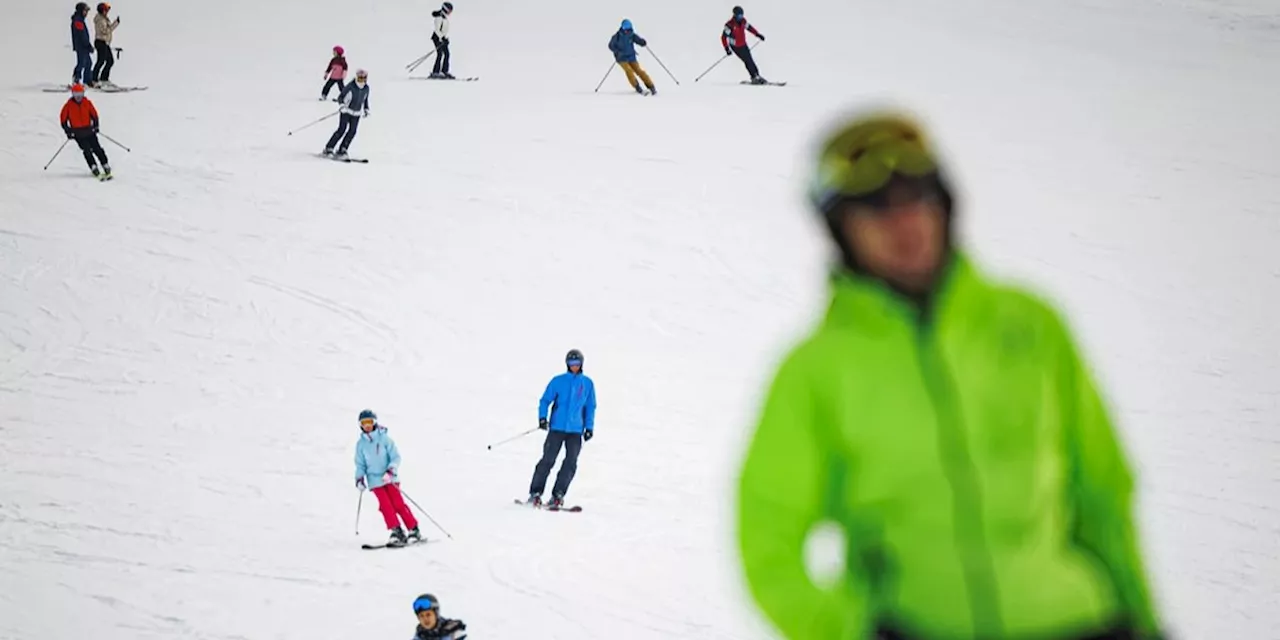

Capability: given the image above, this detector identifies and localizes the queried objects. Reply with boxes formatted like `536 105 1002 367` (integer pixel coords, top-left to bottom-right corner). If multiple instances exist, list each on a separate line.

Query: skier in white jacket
430 2 453 79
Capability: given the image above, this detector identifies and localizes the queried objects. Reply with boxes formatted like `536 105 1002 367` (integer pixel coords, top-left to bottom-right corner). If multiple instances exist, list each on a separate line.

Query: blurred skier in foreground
411 593 468 639
736 111 1164 639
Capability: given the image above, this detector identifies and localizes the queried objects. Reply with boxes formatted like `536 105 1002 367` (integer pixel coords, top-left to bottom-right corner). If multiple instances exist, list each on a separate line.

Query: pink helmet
333 45 345 55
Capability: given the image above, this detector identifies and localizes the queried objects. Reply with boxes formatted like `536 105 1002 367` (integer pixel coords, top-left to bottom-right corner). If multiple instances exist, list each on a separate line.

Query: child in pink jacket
321 45 348 101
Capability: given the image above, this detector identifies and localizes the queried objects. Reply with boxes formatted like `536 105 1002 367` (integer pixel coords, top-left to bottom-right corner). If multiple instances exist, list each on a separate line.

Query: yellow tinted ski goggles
809 113 939 213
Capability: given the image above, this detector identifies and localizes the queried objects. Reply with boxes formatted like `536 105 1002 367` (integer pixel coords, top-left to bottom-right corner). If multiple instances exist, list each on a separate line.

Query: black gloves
583 429 594 442
724 46 732 56
64 130 75 139
538 418 548 431
758 34 766 41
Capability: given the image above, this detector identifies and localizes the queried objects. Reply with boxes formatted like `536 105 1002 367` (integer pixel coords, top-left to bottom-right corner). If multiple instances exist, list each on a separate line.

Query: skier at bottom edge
411 593 468 639
355 409 422 546
324 68 370 160
524 349 597 509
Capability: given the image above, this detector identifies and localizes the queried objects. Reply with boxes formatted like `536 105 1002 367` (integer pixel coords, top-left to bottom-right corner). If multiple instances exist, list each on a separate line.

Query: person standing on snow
70 2 94 86
721 5 767 84
91 3 120 88
736 112 1164 640
608 19 656 95
410 593 468 639
321 45 347 101
354 409 422 547
429 2 454 79
524 350 597 509
59 83 111 179
323 68 370 159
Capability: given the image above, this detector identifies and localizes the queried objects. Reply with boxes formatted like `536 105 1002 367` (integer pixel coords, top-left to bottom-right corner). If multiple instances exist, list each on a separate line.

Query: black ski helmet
565 349 584 371
412 593 440 614
442 1 453 12
733 5 745 16
75 2 89 12
358 409 377 424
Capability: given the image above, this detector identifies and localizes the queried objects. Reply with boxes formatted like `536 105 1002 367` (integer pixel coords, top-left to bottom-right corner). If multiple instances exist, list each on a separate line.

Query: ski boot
90 165 101 178
100 164 113 181
750 75 768 85
548 495 566 510
646 85 657 96
322 148 334 157
429 72 446 79
525 493 543 508
334 150 349 161
634 83 645 95
388 526 408 547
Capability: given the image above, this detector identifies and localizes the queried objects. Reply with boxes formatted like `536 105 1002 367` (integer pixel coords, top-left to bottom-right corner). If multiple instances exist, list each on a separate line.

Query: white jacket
433 12 449 39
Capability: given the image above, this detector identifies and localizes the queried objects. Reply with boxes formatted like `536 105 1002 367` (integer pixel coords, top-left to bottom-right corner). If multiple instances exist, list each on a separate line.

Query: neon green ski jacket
737 255 1160 639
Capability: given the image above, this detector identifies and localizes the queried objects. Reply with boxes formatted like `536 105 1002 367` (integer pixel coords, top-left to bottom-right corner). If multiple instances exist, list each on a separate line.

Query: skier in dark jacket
608 19 656 95
411 594 468 639
324 68 370 159
721 5 768 84
70 2 94 85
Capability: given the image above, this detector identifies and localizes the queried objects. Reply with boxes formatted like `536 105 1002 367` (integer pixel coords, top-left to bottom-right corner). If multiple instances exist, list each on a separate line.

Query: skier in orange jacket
59 83 111 178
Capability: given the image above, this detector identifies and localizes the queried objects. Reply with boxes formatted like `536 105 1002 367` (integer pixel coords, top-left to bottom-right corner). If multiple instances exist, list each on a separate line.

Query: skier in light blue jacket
523 349 597 509
355 409 421 546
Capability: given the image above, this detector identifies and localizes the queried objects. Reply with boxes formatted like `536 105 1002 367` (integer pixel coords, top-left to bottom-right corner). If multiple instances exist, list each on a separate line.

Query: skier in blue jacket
354 409 421 546
524 349 597 508
608 19 656 95
71 2 94 85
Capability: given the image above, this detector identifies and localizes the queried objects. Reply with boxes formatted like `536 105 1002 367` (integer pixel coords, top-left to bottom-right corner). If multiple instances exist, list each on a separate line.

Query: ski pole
486 427 540 450
355 489 364 535
43 139 71 170
694 40 762 82
400 490 453 540
646 46 680 85
286 110 339 136
593 62 616 93
407 49 438 73
99 132 131 152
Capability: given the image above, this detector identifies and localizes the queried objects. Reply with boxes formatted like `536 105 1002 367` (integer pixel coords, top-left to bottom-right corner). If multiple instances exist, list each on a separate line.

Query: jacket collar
823 252 978 335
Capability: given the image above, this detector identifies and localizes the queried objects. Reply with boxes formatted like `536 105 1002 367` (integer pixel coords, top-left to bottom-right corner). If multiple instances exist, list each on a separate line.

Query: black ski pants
529 430 583 499
326 113 360 152
92 40 114 83
732 45 760 79
432 34 451 74
321 78 344 98
72 132 109 168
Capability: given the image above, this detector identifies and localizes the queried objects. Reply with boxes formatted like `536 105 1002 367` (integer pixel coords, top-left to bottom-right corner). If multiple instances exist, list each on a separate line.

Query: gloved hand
65 130 75 139
724 46 732 56
583 429 594 442
356 477 367 490
758 34 766 41
382 469 395 484
92 126 99 134
538 418 549 430
362 108 370 118
442 37 449 46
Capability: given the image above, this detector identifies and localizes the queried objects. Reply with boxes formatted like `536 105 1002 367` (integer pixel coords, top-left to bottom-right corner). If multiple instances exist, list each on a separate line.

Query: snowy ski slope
1 0 1278 637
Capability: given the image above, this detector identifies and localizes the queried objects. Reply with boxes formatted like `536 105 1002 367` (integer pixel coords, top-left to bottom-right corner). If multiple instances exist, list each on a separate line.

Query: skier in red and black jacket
721 5 768 84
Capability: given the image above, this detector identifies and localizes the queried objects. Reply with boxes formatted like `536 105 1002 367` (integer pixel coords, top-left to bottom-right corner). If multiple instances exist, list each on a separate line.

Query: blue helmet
620 19 633 30
358 409 377 424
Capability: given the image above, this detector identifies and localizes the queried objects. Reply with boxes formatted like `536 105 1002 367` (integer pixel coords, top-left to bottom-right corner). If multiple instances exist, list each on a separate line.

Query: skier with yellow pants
736 112 1165 640
608 19 656 96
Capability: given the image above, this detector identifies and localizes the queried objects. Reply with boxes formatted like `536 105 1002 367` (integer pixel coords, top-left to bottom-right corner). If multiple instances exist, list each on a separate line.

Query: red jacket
60 97 99 131
721 17 762 49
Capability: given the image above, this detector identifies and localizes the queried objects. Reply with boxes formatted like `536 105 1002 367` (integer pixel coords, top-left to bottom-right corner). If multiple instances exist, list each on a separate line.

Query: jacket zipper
914 323 1003 637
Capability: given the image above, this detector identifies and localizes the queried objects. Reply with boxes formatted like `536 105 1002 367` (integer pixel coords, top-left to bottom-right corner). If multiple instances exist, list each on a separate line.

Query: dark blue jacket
71 12 92 52
608 29 647 63
339 82 371 115
539 372 596 434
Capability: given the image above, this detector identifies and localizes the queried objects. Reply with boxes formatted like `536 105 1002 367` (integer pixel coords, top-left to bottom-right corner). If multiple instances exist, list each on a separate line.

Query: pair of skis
410 76 480 82
361 537 434 551
513 498 583 513
42 84 148 93
318 153 369 164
